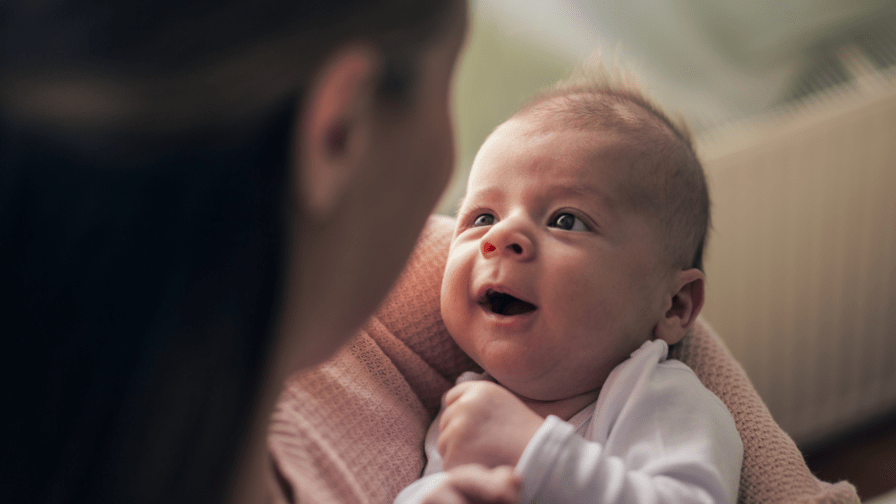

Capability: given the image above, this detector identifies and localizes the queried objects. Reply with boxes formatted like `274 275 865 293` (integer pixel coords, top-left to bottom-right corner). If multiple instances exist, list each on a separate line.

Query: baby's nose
482 230 535 261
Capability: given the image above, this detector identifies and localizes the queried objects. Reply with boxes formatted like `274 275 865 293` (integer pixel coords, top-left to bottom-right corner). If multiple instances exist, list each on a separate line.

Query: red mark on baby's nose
483 242 496 253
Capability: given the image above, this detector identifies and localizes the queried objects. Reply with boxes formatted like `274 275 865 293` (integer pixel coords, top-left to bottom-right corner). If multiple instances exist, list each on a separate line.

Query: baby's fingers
448 465 521 504
442 381 475 408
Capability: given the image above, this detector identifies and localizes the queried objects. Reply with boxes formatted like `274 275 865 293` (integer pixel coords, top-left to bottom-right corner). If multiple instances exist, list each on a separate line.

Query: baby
395 72 743 504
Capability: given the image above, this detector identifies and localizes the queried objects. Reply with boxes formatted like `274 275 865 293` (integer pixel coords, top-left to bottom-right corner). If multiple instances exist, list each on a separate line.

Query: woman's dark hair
0 0 456 502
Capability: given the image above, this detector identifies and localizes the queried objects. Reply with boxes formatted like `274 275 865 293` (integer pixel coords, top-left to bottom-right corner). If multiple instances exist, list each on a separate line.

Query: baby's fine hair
515 60 710 271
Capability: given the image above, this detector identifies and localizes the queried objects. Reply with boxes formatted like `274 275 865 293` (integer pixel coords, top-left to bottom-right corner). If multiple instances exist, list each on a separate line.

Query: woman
0 0 468 502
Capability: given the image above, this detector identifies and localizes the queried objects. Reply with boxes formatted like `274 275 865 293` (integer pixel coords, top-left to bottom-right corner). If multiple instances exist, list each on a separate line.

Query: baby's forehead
497 114 654 184
516 102 672 186
468 142 654 219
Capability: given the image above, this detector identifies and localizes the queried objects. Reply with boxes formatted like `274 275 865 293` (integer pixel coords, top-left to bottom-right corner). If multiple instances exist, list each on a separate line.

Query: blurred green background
437 0 896 215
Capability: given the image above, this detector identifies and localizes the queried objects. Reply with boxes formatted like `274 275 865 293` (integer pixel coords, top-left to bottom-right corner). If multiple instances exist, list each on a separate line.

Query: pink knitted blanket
269 214 859 504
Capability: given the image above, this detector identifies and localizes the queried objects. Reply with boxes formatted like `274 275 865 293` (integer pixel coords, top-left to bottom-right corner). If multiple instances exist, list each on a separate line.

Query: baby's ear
654 269 705 346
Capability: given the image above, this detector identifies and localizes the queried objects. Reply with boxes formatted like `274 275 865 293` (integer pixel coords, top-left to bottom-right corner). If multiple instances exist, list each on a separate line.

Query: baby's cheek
441 300 466 345
548 272 606 322
440 260 466 321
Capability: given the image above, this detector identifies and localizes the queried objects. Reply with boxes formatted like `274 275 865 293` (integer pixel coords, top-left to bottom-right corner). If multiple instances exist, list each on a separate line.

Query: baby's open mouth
478 289 537 316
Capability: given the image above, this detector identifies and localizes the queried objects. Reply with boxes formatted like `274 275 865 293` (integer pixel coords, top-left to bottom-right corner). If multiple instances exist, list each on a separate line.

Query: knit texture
268 214 859 504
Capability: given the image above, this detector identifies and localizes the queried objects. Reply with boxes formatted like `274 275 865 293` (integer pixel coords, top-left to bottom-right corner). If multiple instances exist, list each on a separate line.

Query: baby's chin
486 361 607 399
483 367 560 402
474 344 540 379
492 377 602 421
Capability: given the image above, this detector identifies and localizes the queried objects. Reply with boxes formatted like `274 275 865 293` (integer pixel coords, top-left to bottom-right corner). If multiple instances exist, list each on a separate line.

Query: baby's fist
437 381 543 470
420 465 520 504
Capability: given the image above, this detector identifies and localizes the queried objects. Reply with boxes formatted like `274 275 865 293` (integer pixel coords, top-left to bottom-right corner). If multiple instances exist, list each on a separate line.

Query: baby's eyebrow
543 183 621 222
458 186 505 210
549 182 598 197
545 183 613 205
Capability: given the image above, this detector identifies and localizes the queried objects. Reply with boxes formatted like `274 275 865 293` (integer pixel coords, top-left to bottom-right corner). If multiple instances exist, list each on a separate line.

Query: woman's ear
654 268 705 346
297 45 380 218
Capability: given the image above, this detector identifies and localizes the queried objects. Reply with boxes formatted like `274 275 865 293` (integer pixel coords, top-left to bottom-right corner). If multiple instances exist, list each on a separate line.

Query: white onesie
394 339 743 504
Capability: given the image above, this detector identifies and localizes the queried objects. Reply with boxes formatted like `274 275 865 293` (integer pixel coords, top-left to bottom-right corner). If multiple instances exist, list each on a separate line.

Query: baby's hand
437 381 543 470
420 464 520 504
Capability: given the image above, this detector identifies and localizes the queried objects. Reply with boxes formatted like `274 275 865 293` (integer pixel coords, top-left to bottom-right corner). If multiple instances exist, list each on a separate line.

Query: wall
698 76 896 447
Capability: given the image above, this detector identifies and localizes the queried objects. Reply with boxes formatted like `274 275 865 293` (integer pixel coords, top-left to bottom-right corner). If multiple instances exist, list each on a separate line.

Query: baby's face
441 115 673 403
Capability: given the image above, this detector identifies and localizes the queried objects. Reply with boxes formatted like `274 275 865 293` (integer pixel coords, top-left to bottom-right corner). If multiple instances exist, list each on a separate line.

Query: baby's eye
549 212 588 232
472 213 495 227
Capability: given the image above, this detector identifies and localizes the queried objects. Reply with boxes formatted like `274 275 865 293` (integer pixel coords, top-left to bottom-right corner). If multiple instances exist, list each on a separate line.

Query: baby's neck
516 389 601 422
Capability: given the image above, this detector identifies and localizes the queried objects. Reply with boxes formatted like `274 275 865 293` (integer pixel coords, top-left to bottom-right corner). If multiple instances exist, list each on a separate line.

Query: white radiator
697 71 896 448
